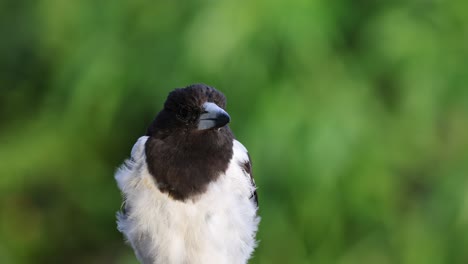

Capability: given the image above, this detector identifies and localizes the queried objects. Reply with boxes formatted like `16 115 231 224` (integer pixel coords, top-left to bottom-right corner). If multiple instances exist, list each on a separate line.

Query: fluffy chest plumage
116 137 259 264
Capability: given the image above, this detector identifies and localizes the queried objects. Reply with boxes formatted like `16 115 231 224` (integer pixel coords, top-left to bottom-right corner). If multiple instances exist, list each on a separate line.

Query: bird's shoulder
115 136 149 191
232 140 258 206
131 136 149 161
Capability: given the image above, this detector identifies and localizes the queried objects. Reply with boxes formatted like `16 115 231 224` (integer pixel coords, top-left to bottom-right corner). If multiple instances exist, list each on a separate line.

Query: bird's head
147 84 231 137
144 84 235 200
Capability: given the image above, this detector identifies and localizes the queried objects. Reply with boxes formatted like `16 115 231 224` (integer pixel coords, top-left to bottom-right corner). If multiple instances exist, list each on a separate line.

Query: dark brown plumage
145 84 234 201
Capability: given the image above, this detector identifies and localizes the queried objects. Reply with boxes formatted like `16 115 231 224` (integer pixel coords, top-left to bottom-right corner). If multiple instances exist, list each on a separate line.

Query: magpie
115 84 259 264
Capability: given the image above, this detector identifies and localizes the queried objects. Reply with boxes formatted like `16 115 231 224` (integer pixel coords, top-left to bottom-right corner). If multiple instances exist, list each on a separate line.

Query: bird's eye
176 106 191 121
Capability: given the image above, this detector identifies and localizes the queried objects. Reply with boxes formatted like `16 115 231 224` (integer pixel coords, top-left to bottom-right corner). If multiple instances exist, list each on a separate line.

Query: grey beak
197 102 231 130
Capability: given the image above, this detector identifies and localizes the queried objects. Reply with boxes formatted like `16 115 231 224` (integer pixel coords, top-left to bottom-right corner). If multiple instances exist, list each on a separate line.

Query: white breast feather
115 136 259 264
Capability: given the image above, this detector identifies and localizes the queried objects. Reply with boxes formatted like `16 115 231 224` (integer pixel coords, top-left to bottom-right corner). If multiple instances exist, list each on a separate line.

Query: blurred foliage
1 0 468 263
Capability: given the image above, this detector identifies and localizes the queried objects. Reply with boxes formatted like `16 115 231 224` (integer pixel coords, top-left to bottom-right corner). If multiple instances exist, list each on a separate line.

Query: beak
197 102 231 130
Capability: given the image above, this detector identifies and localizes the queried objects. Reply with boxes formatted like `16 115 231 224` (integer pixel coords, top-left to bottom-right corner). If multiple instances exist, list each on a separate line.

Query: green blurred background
1 0 468 263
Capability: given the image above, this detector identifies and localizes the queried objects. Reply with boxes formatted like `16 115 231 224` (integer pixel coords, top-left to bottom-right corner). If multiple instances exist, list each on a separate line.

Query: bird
115 84 259 264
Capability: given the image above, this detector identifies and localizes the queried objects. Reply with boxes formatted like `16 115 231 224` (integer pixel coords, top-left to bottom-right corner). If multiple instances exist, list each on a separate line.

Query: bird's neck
145 127 234 201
